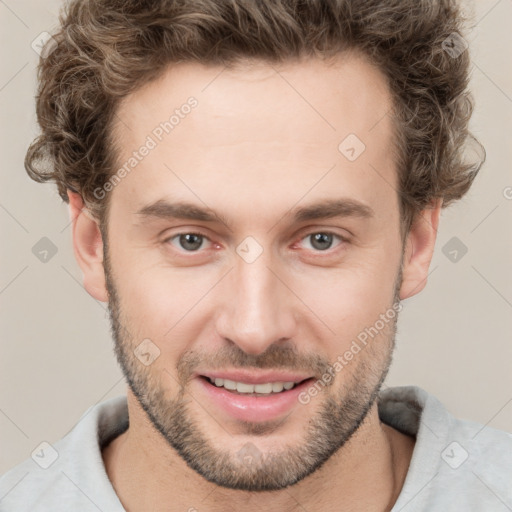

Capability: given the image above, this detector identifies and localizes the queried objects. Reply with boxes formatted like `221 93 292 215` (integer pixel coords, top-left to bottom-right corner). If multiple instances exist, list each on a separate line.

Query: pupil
180 234 202 251
311 233 332 250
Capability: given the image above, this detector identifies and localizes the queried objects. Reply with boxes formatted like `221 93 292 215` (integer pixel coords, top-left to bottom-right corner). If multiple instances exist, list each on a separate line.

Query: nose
215 248 297 355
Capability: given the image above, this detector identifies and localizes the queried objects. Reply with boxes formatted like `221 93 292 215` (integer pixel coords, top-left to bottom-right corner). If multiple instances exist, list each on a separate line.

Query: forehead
110 53 397 221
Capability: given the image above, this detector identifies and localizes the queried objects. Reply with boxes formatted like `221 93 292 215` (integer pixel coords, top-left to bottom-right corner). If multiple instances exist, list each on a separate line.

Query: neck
102 391 415 512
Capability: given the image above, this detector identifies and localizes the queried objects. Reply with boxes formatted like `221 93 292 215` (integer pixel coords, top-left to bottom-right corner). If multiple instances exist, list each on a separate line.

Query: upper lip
196 370 313 385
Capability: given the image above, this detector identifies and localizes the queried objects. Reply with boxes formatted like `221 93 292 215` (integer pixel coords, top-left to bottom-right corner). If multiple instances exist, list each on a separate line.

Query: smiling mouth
199 375 313 396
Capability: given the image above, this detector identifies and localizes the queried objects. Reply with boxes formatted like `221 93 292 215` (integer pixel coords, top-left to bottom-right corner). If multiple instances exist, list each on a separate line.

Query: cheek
112 255 220 347
292 255 400 343
297 270 399 384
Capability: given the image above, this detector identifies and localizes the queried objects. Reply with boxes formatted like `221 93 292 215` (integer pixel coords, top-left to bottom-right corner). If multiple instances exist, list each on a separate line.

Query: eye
298 232 346 252
165 232 212 252
163 230 346 255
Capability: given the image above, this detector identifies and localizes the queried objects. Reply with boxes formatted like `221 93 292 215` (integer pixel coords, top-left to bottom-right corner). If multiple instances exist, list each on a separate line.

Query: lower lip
196 376 315 423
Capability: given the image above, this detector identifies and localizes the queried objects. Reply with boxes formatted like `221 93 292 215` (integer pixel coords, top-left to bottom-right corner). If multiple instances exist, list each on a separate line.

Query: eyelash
163 230 348 255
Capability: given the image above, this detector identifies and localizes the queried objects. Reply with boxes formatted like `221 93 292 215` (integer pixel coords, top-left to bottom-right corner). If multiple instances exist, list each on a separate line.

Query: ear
399 199 442 300
67 190 108 303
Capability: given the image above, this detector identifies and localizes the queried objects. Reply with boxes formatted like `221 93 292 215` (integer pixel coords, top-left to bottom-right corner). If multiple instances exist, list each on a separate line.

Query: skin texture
69 52 441 511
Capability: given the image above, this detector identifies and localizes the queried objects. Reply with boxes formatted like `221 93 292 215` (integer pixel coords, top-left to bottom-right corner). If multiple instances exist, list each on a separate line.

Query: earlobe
399 199 442 300
67 190 108 303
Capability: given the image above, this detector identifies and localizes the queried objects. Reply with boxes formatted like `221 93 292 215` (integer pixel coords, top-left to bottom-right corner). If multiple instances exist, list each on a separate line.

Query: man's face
103 53 405 491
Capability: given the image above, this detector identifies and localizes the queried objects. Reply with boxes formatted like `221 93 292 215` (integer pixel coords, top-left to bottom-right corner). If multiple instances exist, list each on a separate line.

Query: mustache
176 342 331 385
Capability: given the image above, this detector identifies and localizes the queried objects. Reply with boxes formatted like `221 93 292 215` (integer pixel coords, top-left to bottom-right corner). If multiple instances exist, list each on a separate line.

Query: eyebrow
134 198 374 229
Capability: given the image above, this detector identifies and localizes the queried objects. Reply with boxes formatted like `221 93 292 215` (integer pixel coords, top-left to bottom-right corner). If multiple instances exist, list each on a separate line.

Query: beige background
1 0 511 474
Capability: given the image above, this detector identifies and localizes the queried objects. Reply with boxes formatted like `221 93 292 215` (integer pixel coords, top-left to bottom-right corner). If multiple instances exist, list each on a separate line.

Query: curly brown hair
25 0 484 235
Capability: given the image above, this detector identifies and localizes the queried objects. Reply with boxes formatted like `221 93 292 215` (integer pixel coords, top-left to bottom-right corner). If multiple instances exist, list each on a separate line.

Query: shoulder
440 416 512 498
382 386 512 511
0 396 127 512
414 418 512 511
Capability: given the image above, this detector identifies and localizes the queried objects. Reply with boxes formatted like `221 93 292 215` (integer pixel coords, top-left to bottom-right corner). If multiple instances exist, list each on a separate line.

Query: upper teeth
209 378 297 394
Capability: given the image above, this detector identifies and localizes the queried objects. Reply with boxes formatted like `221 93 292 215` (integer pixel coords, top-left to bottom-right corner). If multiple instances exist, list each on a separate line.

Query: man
1 0 511 510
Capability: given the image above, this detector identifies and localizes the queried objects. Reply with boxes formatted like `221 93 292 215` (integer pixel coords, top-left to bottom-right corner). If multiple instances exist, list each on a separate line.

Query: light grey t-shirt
1 385 511 511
